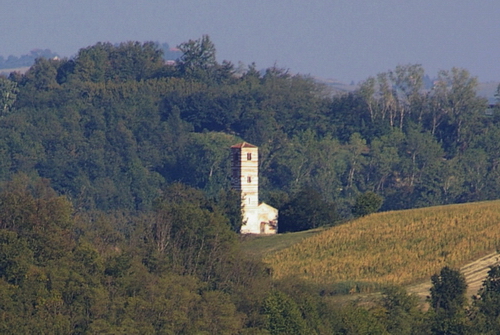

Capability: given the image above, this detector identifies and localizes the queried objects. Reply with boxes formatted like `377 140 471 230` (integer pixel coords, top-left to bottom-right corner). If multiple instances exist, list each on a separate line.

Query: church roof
231 142 257 148
258 202 278 212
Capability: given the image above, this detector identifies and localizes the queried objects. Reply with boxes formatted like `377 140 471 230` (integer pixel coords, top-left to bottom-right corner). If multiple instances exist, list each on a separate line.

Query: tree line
0 35 499 332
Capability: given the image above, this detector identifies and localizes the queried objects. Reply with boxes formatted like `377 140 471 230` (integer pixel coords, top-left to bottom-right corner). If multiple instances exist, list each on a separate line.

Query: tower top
231 142 257 149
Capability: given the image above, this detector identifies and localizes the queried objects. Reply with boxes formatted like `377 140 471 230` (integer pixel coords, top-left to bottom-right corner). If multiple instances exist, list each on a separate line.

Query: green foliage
261 290 307 335
0 76 18 116
71 41 165 83
178 35 217 73
1 36 500 333
0 176 269 334
0 175 74 263
278 187 338 233
0 36 495 215
215 189 244 232
429 266 469 334
336 303 388 335
177 35 235 85
145 183 239 283
380 286 426 334
470 265 500 333
430 267 468 313
352 191 384 217
0 230 33 285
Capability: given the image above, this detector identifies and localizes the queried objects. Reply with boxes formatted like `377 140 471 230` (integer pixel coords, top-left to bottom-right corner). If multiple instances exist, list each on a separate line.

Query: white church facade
231 142 278 234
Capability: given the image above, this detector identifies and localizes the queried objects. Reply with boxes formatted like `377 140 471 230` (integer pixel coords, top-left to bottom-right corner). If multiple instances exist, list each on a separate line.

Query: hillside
3 38 500 333
408 251 499 300
1 40 500 219
239 227 326 258
241 200 500 294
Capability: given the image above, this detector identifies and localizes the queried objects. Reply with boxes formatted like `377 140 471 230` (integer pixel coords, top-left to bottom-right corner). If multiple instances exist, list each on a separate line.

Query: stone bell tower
231 142 277 234
231 142 259 234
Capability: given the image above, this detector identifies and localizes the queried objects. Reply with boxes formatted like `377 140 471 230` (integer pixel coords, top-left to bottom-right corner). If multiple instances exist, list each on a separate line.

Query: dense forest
1 35 500 333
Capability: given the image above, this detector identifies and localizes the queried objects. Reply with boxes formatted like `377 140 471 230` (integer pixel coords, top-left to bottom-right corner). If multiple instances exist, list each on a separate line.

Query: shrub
351 191 383 217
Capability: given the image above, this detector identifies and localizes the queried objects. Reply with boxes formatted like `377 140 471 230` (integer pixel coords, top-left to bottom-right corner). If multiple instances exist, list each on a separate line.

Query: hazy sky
2 0 500 83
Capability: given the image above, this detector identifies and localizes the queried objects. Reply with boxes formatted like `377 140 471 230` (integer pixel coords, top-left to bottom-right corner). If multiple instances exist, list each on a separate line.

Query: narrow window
247 152 252 160
247 176 252 183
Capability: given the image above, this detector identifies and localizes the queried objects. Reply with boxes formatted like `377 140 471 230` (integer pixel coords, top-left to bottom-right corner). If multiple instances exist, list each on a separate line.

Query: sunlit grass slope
240 228 325 258
263 200 500 286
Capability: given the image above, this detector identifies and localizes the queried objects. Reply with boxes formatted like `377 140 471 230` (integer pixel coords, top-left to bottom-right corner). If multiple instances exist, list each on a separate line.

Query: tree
177 35 217 79
0 230 33 285
351 191 383 217
470 265 500 333
261 290 307 335
0 76 18 116
389 64 425 129
336 303 388 335
431 68 487 156
380 286 425 334
457 148 488 202
215 189 243 233
365 130 403 193
0 176 74 263
70 41 165 83
147 183 238 282
354 65 424 131
343 133 368 193
159 131 239 201
110 41 164 81
278 187 338 233
428 266 468 334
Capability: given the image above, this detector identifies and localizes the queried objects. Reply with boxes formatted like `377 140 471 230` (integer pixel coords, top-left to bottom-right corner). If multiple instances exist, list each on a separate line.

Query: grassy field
239 227 326 258
243 200 500 291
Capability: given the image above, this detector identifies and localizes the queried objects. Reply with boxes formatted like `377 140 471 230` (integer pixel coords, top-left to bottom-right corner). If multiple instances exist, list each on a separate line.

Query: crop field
260 200 500 288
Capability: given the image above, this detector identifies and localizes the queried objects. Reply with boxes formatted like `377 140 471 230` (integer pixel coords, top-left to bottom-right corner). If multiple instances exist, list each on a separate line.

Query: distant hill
315 76 499 103
0 49 59 70
0 66 30 76
313 76 358 95
477 81 499 104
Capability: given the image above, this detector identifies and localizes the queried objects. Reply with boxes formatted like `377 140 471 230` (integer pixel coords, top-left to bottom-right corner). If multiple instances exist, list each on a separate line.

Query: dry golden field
263 200 500 287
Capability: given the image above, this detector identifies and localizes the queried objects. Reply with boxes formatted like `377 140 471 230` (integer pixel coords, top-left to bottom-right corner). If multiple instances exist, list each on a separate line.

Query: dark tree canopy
278 187 338 233
178 35 217 73
429 266 468 334
471 265 500 333
352 191 383 217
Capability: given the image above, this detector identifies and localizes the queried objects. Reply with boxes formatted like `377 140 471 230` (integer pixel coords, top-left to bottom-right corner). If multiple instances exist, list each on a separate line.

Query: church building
231 142 278 234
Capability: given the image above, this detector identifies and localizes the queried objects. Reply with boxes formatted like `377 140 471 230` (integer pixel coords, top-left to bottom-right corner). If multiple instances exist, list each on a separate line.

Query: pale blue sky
2 0 500 83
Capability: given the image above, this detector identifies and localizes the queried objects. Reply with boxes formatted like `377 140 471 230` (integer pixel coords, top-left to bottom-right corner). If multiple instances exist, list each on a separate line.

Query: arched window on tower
247 176 252 183
247 152 252 160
